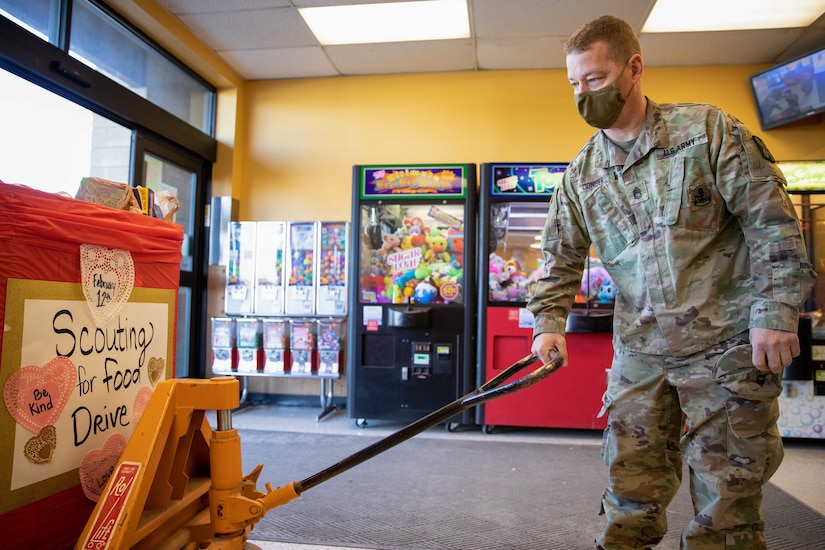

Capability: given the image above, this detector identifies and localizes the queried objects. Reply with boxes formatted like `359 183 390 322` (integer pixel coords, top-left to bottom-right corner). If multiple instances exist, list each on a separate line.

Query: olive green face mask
573 65 634 129
574 83 628 129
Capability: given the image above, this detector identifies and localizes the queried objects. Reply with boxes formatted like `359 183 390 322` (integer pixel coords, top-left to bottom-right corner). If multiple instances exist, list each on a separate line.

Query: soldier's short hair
565 15 642 64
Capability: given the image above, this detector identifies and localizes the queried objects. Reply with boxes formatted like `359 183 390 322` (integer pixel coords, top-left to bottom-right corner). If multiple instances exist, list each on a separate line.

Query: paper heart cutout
24 425 57 465
132 386 153 425
147 357 165 387
4 356 76 434
79 433 127 502
80 244 135 328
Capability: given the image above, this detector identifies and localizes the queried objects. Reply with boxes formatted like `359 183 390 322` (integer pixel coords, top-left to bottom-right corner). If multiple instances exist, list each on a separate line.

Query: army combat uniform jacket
528 99 815 357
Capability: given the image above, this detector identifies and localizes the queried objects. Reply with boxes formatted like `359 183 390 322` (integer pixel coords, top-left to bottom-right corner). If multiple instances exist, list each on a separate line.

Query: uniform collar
593 98 665 172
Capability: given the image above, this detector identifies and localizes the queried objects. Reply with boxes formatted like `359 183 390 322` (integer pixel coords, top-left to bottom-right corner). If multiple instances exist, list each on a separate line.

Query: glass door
132 133 210 377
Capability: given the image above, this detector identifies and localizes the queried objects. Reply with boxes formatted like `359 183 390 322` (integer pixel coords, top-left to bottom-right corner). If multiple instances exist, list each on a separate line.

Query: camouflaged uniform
528 100 815 549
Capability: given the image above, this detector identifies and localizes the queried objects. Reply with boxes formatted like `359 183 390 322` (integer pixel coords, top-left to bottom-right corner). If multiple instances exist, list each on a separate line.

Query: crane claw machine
347 164 476 427
476 162 613 432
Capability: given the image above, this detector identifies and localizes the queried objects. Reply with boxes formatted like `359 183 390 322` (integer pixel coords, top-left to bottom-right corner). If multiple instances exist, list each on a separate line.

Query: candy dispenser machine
255 221 286 315
225 222 256 314
317 318 345 375
262 318 291 374
476 162 613 431
290 318 316 375
316 222 350 316
211 317 237 373
285 222 317 315
236 317 264 373
347 164 477 426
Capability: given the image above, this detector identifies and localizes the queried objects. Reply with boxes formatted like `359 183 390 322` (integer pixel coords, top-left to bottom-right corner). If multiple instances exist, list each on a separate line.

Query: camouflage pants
596 333 784 549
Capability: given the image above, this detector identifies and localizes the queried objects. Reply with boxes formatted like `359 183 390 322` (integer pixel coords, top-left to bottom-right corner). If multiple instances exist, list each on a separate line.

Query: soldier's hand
532 332 569 367
749 327 800 375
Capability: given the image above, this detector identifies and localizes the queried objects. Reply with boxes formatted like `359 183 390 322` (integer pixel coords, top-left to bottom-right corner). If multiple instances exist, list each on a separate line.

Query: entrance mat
241 430 825 549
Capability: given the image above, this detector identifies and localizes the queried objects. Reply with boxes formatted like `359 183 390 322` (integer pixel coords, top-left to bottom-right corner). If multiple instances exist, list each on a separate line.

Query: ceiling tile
641 29 806 66
477 37 567 70
473 0 654 38
326 39 477 75
176 7 316 50
218 47 339 80
156 0 291 15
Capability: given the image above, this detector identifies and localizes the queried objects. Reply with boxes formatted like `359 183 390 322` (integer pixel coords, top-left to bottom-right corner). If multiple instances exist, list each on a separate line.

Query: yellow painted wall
240 65 825 221
239 65 825 399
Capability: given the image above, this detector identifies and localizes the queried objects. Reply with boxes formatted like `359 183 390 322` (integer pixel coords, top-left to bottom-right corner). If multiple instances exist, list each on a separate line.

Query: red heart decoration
79 433 127 502
3 356 76 434
132 386 153 425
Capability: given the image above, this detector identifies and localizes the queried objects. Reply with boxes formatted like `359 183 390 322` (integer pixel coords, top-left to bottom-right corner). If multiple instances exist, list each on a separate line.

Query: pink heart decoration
132 386 153 425
3 356 76 434
79 433 127 502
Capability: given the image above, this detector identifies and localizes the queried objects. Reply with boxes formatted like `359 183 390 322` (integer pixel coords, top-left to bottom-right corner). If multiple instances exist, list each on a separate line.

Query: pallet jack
76 353 561 550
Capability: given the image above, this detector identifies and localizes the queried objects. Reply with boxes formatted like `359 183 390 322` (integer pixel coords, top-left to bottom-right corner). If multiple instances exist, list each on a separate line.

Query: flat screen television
750 47 825 130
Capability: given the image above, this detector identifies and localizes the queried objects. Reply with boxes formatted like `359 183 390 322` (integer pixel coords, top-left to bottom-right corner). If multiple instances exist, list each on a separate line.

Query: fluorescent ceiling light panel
643 0 825 32
299 0 470 46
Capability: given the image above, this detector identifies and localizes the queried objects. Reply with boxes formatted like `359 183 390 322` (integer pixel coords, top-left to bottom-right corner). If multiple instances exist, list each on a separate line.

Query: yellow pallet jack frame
76 353 561 550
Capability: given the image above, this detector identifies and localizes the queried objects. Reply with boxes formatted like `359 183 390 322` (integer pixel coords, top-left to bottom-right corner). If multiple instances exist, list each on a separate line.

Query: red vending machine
347 164 476 427
476 162 613 432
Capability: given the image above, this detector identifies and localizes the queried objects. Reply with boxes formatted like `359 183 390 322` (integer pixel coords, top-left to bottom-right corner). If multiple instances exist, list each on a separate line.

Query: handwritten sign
0 279 174 513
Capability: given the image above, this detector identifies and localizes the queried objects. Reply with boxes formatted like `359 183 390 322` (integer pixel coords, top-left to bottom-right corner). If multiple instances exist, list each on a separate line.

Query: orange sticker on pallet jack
80 461 140 549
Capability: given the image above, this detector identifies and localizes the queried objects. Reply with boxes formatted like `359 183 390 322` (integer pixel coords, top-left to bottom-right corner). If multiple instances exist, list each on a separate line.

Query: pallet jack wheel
483 424 495 434
446 422 460 432
356 418 368 428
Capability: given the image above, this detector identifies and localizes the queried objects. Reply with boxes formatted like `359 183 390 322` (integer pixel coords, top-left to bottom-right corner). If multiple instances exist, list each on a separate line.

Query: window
0 67 131 195
0 0 215 134
70 0 214 134
0 0 54 42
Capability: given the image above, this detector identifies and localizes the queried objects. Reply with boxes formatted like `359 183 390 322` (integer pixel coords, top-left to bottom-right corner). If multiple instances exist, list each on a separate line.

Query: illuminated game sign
359 165 468 199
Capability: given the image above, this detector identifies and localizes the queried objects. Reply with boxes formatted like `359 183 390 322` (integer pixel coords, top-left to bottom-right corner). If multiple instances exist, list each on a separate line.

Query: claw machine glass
347 164 477 426
476 162 613 432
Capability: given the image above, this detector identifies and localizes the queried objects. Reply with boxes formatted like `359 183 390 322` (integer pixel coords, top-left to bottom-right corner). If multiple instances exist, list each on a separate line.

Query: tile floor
220 404 825 550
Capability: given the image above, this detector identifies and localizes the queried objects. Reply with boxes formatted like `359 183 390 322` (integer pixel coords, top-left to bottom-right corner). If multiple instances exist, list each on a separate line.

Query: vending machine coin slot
412 342 432 377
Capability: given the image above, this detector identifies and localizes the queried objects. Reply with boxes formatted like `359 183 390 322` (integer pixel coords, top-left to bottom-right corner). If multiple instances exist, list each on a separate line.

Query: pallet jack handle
76 354 560 549
296 352 562 494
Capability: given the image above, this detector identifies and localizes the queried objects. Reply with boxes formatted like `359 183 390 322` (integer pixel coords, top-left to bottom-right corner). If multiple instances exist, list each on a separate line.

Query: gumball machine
316 222 350 315
317 318 344 375
262 318 290 373
211 317 237 373
290 318 316 374
285 222 316 314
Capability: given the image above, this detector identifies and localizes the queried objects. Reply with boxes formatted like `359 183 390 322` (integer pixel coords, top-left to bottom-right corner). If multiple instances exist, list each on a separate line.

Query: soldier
527 15 815 550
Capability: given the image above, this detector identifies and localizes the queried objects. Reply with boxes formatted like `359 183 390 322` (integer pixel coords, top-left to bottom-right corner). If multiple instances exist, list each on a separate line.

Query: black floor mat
241 430 825 549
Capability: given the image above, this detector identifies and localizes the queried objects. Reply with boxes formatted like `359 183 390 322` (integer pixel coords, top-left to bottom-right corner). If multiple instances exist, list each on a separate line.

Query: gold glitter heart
147 357 164 386
24 425 57 465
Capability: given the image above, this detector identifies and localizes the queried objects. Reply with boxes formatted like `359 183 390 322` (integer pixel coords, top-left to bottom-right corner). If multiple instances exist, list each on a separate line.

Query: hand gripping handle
298 352 563 493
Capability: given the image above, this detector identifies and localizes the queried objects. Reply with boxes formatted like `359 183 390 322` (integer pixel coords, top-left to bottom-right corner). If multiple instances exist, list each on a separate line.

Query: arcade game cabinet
476 162 613 431
347 164 477 427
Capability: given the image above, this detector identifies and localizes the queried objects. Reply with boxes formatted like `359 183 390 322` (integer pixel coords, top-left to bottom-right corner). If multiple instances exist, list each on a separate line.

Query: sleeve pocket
769 240 801 304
